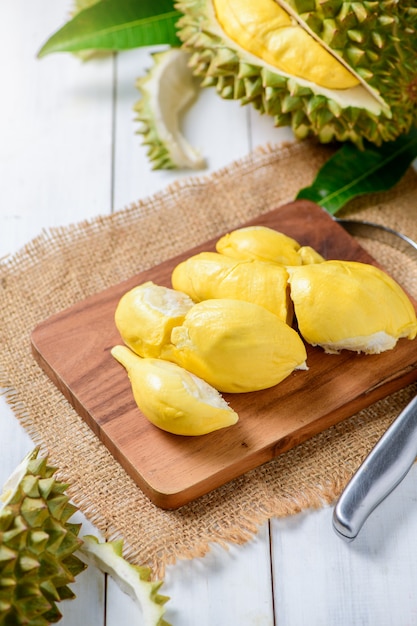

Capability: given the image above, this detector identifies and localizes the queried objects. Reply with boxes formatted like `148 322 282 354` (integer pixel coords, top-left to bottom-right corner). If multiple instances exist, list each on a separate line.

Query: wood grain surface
31 200 417 509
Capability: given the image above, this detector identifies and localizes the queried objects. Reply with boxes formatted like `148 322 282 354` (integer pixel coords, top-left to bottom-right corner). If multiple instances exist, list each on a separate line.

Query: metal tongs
332 218 417 541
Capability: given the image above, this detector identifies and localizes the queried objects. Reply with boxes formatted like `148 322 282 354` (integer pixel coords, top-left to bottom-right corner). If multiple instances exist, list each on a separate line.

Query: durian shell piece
0 449 86 626
80 535 171 626
134 48 206 170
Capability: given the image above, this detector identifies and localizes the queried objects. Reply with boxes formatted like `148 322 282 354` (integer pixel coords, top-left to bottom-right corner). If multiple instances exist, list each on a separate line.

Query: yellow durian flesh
216 225 302 265
213 0 359 90
171 251 293 323
298 246 325 265
114 281 194 358
161 298 307 393
111 345 238 436
288 260 417 354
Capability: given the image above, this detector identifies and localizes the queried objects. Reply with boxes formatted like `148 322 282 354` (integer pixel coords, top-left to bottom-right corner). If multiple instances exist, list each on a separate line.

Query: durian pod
161 298 308 392
215 226 301 265
287 260 417 354
111 345 239 436
114 281 195 358
171 251 293 323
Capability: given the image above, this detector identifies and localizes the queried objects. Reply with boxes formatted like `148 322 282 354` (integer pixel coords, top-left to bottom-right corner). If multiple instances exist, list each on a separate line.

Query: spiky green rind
134 59 179 170
285 1 417 123
0 449 86 626
80 536 171 626
175 0 417 147
134 48 206 170
135 52 185 170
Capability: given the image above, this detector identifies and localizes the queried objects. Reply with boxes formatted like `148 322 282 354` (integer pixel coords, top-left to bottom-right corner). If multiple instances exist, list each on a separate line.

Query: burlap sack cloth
1 140 417 577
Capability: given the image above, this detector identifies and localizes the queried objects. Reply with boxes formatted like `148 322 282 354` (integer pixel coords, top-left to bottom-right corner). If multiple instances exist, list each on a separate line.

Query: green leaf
296 128 417 215
38 0 181 57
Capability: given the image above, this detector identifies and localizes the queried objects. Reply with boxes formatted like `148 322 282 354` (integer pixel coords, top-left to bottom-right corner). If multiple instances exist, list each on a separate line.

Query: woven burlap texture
1 139 417 577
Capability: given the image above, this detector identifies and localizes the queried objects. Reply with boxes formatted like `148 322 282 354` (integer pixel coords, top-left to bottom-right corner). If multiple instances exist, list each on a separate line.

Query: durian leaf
296 128 417 215
38 0 180 57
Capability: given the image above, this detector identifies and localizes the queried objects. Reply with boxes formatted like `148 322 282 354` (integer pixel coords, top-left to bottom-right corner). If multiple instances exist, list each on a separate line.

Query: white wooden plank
271 464 417 625
0 2 114 258
105 521 274 626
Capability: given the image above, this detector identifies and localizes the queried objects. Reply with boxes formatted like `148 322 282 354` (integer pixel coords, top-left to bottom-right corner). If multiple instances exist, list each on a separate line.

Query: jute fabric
1 139 417 576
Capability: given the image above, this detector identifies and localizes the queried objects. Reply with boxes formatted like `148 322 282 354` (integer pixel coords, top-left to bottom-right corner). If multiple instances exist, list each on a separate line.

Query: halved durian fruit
287 260 417 354
176 0 417 146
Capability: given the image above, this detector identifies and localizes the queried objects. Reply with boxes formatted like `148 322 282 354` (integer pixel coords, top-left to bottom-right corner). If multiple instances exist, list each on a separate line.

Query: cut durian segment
176 0 417 146
161 298 307 392
287 260 417 354
298 245 325 265
0 449 86 626
115 281 195 358
79 536 171 626
214 0 359 89
171 251 293 323
215 225 324 266
111 345 238 435
134 48 206 170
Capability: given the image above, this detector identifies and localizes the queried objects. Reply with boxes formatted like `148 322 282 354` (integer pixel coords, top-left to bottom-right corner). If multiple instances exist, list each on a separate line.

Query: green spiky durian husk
0 449 86 626
175 0 417 147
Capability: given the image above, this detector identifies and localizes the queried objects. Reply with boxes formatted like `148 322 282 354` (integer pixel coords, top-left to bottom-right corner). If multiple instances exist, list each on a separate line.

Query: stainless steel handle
335 218 417 262
333 394 417 541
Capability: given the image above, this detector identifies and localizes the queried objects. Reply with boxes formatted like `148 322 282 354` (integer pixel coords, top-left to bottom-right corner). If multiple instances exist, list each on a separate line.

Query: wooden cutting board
31 200 417 509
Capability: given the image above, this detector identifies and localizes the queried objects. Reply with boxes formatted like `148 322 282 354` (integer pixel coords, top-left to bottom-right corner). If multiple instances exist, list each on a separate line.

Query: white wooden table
2 3 417 624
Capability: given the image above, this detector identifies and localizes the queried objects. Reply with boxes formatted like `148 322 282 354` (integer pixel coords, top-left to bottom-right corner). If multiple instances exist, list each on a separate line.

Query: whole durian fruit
0 448 86 625
175 0 417 147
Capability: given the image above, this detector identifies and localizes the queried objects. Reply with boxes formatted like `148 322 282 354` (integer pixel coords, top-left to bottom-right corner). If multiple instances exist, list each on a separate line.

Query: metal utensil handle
333 394 417 541
335 218 417 262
